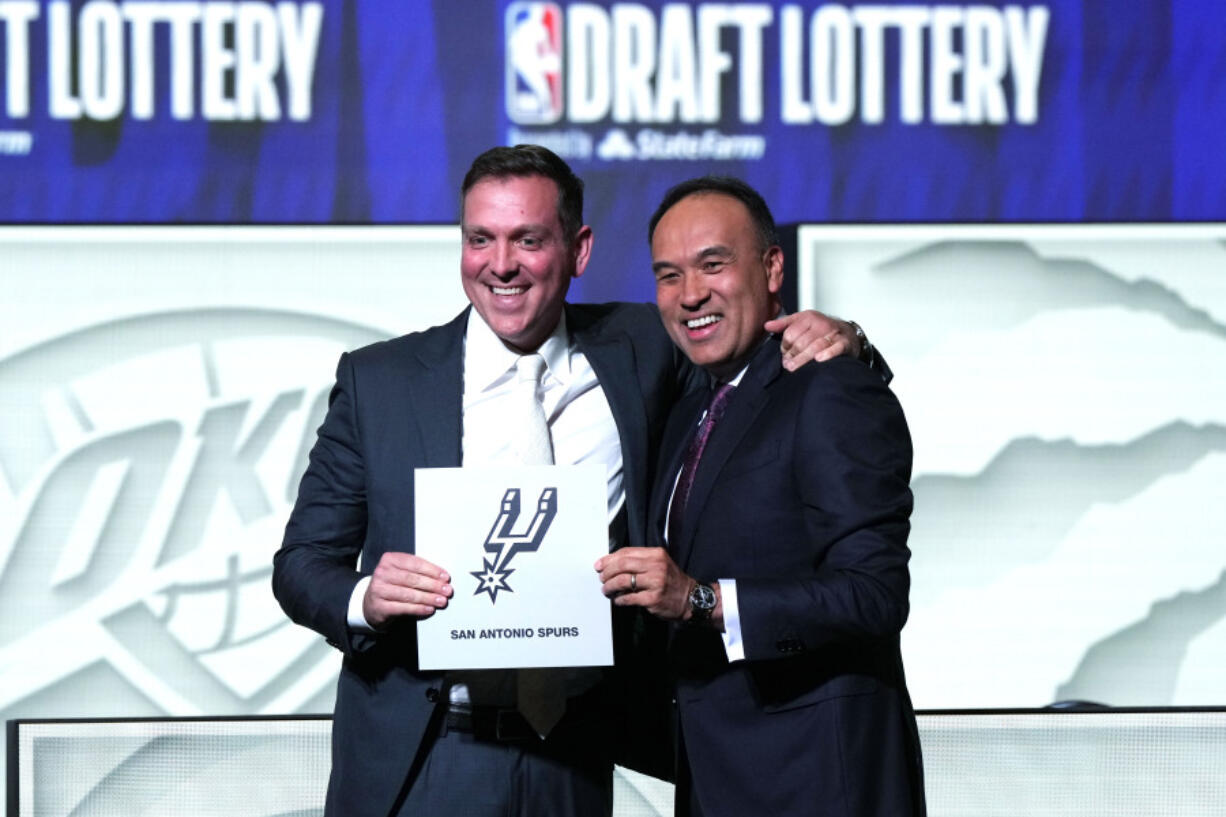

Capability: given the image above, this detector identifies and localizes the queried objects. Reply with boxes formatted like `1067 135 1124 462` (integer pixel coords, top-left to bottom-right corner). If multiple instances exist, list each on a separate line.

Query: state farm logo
0 309 383 716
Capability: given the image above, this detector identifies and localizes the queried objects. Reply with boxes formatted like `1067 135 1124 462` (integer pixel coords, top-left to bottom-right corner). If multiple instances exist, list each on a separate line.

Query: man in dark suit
272 147 869 817
598 176 925 817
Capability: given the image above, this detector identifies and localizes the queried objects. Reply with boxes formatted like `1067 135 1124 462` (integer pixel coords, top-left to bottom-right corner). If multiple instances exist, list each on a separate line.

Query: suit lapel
673 338 784 570
652 387 706 553
409 309 467 468
567 305 649 547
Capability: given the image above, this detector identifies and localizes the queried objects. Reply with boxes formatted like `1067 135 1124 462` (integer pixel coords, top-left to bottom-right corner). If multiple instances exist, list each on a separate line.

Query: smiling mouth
491 285 527 296
685 314 722 330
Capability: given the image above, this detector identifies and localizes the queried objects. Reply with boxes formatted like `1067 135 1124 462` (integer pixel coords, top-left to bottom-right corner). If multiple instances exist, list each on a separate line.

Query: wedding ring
630 573 638 592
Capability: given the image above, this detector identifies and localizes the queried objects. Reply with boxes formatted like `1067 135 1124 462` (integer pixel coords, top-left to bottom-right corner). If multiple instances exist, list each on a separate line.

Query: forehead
461 174 561 229
652 192 757 252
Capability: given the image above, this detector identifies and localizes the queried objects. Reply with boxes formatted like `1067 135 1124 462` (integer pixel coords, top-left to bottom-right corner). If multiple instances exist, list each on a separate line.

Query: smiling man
273 148 870 817
597 176 926 817
650 190 783 381
460 170 588 353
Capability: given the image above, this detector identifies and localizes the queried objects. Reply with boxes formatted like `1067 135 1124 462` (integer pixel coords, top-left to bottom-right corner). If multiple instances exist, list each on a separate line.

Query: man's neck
704 331 771 383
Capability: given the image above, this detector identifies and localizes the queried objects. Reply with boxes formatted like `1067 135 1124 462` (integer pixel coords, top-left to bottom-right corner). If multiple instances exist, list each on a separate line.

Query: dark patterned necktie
668 383 736 547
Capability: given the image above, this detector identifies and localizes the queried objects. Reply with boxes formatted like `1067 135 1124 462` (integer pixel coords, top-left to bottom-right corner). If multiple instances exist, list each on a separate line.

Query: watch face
691 583 716 611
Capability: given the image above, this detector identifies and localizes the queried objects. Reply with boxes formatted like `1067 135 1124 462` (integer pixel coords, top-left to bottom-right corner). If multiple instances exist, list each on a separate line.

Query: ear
572 225 594 279
764 245 784 294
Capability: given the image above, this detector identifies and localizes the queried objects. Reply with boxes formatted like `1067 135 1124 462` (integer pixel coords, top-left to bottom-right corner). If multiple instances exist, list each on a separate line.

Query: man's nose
680 272 709 306
492 241 516 276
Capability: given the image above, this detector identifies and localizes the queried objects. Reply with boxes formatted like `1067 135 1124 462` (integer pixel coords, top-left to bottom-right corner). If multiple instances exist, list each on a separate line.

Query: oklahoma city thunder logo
0 308 384 719
471 487 557 602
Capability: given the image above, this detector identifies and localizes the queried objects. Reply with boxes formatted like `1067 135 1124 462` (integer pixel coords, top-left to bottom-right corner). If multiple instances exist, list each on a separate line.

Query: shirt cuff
717 578 745 662
348 576 375 631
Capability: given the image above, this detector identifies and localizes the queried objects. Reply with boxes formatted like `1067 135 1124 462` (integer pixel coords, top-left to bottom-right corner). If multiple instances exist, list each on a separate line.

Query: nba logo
506 2 564 124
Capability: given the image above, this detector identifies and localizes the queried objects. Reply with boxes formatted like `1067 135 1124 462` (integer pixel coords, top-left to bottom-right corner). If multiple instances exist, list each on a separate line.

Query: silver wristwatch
688 581 717 623
847 321 876 368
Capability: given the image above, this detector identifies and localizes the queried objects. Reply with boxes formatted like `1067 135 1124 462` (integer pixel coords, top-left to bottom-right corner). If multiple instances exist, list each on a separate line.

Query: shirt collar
465 307 572 391
723 364 750 388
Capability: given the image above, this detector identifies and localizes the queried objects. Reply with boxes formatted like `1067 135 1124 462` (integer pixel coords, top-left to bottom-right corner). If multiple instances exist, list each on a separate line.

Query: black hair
647 175 779 250
461 144 584 240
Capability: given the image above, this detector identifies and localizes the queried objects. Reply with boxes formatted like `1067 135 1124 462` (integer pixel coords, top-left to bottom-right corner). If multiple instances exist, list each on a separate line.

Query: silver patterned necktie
512 353 567 737
513 354 554 465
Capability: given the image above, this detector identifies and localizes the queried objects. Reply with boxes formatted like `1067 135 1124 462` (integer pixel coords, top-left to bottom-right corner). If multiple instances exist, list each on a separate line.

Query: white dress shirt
347 310 624 637
460 309 623 513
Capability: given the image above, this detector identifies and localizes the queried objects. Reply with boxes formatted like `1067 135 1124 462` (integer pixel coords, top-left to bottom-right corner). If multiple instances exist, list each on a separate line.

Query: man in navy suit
272 147 870 817
598 176 926 817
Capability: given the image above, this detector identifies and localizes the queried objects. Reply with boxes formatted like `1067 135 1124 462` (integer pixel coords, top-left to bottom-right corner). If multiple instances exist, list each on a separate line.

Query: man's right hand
362 552 453 628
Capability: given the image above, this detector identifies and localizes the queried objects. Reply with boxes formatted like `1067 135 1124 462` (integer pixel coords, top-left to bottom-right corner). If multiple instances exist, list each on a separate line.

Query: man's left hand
767 311 860 371
596 547 693 621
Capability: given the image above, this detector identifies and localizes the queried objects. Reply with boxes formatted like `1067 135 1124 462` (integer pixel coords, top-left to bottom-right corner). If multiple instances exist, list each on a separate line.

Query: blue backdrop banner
1 1 1224 299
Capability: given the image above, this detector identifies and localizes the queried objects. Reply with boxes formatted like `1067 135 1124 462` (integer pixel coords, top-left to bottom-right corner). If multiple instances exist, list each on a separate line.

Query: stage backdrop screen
3 0 1226 805
1 1 1224 303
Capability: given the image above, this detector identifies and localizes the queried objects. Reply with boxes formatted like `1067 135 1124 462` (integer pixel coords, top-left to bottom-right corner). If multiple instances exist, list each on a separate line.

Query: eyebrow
462 222 554 236
696 244 734 260
652 243 734 271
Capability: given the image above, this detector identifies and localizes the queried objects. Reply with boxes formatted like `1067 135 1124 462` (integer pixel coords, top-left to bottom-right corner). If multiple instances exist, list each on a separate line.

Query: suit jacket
651 336 926 817
273 303 698 817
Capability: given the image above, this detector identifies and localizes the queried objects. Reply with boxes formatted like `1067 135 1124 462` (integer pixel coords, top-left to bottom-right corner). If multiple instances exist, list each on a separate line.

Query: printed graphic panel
14 711 1226 816
0 225 467 792
415 465 613 670
796 224 1226 709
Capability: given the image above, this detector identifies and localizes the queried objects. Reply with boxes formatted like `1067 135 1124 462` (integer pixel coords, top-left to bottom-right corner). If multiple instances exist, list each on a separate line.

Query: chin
690 352 723 372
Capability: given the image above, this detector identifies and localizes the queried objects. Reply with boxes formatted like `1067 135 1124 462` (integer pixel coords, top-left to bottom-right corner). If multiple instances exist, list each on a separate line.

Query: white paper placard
414 465 613 670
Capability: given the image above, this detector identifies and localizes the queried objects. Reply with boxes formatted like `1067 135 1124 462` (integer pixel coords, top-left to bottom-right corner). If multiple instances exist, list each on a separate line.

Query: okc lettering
0 0 323 121
510 2 1051 127
0 386 326 646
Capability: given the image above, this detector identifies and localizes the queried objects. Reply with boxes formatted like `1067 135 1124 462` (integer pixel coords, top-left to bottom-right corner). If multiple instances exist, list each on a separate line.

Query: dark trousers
394 706 613 817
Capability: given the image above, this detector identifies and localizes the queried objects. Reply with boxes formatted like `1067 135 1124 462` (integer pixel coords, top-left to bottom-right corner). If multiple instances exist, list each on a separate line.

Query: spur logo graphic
472 487 557 602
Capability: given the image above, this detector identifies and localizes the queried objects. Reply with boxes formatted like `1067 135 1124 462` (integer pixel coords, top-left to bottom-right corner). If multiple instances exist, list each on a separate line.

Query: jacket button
425 687 440 703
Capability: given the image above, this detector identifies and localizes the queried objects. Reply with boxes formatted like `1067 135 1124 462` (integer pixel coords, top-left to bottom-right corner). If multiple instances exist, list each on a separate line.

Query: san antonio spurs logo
471 487 557 602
